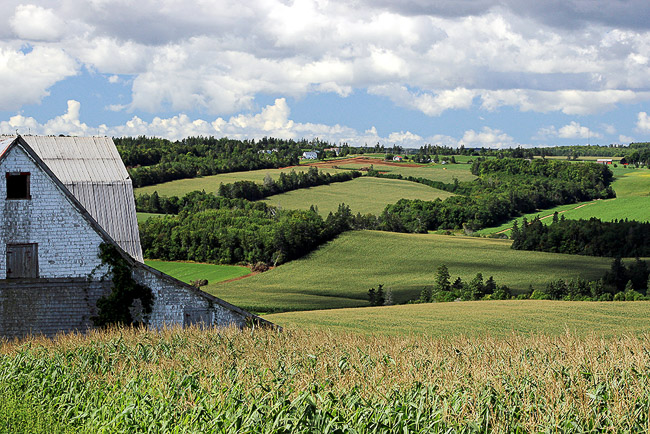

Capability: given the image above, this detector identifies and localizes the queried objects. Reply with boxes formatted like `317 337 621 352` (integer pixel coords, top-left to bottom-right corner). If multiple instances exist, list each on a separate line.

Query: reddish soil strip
303 157 425 169
494 201 598 235
218 273 256 284
218 266 276 284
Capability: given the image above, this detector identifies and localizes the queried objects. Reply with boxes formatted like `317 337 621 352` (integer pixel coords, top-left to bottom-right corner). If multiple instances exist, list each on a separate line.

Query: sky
1 1 650 148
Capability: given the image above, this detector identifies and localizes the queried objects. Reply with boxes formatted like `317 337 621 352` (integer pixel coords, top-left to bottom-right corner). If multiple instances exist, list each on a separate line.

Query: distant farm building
393 155 403 161
0 136 269 338
597 159 613 164
302 151 318 159
324 147 341 156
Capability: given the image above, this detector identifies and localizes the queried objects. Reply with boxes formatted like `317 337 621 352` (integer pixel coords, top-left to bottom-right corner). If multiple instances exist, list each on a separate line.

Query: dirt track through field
495 201 598 235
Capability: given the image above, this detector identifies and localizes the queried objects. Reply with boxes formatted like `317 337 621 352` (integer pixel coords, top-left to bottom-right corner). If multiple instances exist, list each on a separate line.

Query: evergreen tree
434 264 451 294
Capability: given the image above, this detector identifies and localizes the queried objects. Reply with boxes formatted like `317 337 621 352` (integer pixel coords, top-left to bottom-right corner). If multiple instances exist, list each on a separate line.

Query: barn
0 135 271 338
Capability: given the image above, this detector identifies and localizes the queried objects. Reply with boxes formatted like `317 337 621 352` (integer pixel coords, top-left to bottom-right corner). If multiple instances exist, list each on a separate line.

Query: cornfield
1 326 650 432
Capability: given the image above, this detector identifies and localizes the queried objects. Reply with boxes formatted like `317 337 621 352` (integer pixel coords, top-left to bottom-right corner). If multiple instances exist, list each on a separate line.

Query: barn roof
1 135 143 261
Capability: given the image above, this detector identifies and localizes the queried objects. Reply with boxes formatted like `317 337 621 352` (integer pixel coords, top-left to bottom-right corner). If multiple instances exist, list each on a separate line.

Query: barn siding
0 146 108 279
0 138 269 339
0 278 111 338
134 267 248 329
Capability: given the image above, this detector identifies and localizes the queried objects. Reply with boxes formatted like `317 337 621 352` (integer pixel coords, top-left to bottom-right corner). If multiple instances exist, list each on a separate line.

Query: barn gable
0 136 272 338
1 135 143 261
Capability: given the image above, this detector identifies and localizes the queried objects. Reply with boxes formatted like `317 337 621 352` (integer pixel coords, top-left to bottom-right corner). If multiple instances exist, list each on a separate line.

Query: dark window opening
6 172 30 199
6 243 38 278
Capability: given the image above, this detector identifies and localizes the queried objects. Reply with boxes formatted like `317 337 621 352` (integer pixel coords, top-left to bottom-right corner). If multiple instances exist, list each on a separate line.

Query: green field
144 259 250 284
478 167 650 235
210 230 614 313
261 176 455 215
134 166 346 197
266 300 650 337
136 212 165 224
339 162 477 182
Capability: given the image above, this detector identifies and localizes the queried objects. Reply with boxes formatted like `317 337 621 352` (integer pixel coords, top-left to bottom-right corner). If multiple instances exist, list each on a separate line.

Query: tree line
511 215 650 257
116 136 304 187
415 258 649 305
378 158 615 233
138 197 377 266
217 168 361 201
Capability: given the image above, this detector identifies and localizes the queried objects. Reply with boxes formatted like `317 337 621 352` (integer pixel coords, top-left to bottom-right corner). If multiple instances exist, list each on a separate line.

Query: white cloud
459 127 516 148
10 4 65 41
636 112 650 132
2 1 650 118
369 85 475 116
0 100 106 136
0 99 526 148
535 122 602 140
480 89 649 115
619 135 635 144
0 45 77 110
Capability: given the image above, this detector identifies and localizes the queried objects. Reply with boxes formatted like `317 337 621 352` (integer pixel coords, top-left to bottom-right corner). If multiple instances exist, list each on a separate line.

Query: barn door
6 244 38 278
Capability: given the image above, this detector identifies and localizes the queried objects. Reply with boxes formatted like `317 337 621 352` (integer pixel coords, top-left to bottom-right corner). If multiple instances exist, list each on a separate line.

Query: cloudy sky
1 0 650 147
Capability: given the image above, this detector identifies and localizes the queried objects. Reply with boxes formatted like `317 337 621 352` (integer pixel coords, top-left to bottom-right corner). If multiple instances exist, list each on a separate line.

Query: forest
379 158 615 233
511 216 650 258
116 136 303 187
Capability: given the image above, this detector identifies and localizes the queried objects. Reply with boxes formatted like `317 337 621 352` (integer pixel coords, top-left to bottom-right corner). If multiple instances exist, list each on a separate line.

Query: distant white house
393 155 403 161
302 151 318 159
596 159 613 165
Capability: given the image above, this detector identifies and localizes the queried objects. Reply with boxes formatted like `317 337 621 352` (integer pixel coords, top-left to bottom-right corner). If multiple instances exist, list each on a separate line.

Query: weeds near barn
1 326 650 432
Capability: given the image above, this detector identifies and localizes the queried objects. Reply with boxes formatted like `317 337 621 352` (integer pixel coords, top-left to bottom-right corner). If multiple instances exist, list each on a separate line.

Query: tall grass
2 326 650 432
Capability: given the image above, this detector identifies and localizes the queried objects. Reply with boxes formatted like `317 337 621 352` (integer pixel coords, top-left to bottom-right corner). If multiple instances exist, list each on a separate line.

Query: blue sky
1 1 650 148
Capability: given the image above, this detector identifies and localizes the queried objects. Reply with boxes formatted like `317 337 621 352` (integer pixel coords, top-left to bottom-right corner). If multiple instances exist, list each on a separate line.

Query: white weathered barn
0 135 270 338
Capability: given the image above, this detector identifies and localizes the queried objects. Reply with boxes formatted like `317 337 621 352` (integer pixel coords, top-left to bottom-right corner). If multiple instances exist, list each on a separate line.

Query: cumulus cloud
0 45 77 110
0 100 105 136
2 0 650 132
0 99 526 148
10 4 65 41
369 85 475 116
535 122 602 140
459 127 516 148
636 112 650 133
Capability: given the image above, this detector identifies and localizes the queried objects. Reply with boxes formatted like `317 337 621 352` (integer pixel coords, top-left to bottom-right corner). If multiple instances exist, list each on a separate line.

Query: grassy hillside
265 300 650 337
210 231 613 313
134 166 346 197
340 163 476 182
144 260 250 284
478 167 650 235
260 176 454 215
136 212 165 223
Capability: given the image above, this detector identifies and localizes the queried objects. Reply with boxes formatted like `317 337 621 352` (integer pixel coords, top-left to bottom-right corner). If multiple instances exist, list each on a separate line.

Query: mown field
2 326 650 432
261 176 455 215
144 260 250 284
134 166 346 197
265 300 650 337
478 167 650 235
136 212 165 224
209 231 613 313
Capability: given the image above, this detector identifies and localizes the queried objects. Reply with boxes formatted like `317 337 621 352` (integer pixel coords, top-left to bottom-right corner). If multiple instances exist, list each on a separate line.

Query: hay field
144 260 250 284
261 176 455 215
210 231 613 313
134 166 346 197
265 300 650 337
